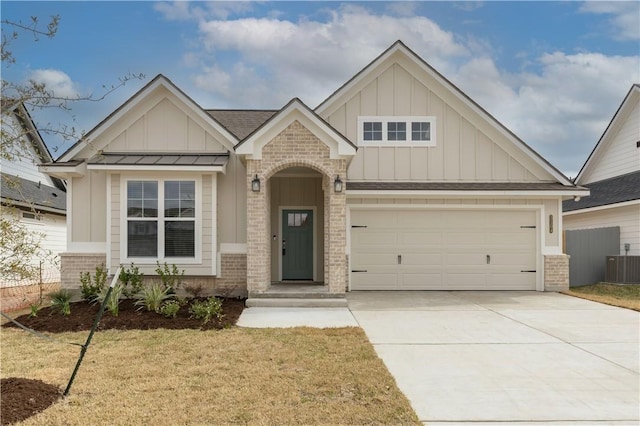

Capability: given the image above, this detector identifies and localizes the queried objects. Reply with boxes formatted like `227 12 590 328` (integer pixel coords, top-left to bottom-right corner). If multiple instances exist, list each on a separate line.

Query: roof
347 181 583 191
87 152 229 167
316 40 576 187
574 84 640 184
1 173 66 213
563 171 640 212
207 110 277 141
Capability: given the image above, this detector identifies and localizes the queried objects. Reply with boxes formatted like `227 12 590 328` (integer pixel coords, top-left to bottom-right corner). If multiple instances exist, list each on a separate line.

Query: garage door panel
350 209 537 291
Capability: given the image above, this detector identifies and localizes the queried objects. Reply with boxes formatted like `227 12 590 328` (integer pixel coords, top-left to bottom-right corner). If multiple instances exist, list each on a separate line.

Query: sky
2 1 639 178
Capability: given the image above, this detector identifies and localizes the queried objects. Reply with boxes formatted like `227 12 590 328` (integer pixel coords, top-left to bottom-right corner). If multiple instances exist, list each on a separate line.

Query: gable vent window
22 211 42 221
358 116 436 146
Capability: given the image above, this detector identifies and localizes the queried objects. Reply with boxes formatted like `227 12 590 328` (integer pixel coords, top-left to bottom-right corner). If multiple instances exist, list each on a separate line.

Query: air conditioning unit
605 256 640 284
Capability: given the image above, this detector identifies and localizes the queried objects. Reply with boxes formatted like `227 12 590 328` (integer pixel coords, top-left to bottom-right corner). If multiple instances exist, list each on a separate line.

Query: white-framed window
122 176 201 263
21 211 43 222
357 116 436 146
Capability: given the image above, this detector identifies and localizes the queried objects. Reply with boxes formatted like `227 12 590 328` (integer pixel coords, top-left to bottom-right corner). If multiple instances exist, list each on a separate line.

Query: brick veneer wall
60 253 107 290
246 120 347 294
544 254 570 291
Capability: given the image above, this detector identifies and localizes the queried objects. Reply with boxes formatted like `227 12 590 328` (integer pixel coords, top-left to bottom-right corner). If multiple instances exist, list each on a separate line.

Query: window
21 211 42 221
363 121 382 141
387 122 406 141
126 179 197 260
358 116 436 146
287 212 309 227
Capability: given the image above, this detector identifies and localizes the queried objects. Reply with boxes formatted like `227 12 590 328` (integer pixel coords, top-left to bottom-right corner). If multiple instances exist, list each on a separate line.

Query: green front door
282 209 313 280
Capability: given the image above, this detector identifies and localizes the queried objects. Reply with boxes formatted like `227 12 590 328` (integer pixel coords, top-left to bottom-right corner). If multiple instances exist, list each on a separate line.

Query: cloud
454 51 639 173
454 2 485 12
192 6 469 107
580 1 640 41
153 1 253 21
28 69 80 99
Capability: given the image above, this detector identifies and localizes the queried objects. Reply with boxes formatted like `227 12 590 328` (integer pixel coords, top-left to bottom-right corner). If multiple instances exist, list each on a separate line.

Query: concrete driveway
347 291 640 425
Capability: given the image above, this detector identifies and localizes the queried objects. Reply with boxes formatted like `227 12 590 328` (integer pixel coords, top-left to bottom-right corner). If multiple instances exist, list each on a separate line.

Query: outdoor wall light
334 175 343 193
251 174 261 192
549 214 554 234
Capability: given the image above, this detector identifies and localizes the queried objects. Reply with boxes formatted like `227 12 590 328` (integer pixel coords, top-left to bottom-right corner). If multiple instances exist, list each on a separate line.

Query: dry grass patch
1 327 419 425
564 283 640 311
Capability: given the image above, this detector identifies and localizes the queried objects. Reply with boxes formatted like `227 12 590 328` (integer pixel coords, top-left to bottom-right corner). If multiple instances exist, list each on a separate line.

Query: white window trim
357 116 436 147
120 174 203 265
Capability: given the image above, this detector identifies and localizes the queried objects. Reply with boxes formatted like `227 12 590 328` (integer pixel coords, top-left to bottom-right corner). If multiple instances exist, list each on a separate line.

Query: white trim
235 99 356 160
347 203 544 292
211 173 217 275
278 206 317 282
219 243 248 254
68 242 108 252
563 199 640 216
66 177 73 247
39 162 86 178
357 116 436 147
106 173 112 273
87 164 227 174
119 174 204 265
346 189 590 198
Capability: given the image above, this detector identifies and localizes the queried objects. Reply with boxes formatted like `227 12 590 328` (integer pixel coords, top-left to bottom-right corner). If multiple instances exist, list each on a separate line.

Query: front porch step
246 283 347 307
245 298 348 308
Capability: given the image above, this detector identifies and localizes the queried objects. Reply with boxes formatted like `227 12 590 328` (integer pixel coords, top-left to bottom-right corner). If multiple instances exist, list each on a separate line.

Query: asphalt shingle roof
563 171 640 212
207 110 277 141
1 173 66 212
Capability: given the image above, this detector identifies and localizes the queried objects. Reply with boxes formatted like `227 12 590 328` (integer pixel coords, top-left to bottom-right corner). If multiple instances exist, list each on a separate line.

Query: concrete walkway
237 291 640 424
348 291 640 425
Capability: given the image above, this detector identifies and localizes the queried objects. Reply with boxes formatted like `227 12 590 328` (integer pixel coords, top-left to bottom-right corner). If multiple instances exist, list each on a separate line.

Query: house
0 101 67 301
40 41 587 301
563 84 640 284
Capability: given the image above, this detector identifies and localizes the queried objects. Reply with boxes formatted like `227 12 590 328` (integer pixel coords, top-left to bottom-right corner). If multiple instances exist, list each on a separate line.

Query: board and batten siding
217 153 247 245
322 57 554 183
70 171 106 244
581 99 640 184
564 203 640 255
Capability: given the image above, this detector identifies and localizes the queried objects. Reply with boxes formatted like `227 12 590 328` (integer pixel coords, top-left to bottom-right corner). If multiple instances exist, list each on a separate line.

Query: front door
282 209 313 280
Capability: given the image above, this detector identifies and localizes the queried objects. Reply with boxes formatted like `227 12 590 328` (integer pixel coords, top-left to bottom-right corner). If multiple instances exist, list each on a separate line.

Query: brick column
544 254 570 291
246 161 270 294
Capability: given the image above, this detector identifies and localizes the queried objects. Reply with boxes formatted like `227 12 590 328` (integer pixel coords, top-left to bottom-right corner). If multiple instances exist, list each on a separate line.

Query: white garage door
350 209 537 290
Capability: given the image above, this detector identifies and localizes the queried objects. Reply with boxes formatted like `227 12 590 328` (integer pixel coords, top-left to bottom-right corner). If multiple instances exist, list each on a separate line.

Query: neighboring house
40 41 587 300
562 85 640 285
0 101 67 288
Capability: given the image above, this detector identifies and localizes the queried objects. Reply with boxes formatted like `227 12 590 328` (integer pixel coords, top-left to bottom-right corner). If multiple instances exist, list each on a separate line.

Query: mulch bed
1 297 246 424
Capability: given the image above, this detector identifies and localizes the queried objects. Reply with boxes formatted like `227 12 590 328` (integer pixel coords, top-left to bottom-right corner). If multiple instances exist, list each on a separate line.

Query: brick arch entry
245 120 347 295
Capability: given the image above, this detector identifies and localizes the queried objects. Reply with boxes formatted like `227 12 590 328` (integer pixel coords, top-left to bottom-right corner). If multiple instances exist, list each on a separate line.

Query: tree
0 15 144 282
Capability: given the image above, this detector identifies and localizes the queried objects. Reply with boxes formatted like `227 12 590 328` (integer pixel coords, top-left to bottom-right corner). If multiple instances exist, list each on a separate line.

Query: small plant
135 283 173 313
119 263 144 298
189 297 224 324
50 289 72 316
159 300 181 318
97 283 125 317
155 262 184 294
184 283 204 298
28 299 42 318
80 264 107 302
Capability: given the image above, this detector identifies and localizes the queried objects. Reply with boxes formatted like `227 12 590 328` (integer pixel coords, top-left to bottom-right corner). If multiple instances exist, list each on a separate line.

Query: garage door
350 209 537 290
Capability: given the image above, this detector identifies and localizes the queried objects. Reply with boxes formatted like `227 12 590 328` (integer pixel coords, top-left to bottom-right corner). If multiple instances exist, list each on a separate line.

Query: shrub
28 299 42 318
80 264 107 302
184 284 204 298
50 289 72 316
155 262 184 294
135 283 172 313
118 263 144 298
189 297 224 324
97 283 125 317
159 300 181 318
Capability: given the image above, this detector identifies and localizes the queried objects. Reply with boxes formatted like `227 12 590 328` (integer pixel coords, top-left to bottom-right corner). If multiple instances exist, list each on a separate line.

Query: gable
317 42 571 184
60 76 237 161
577 85 640 185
